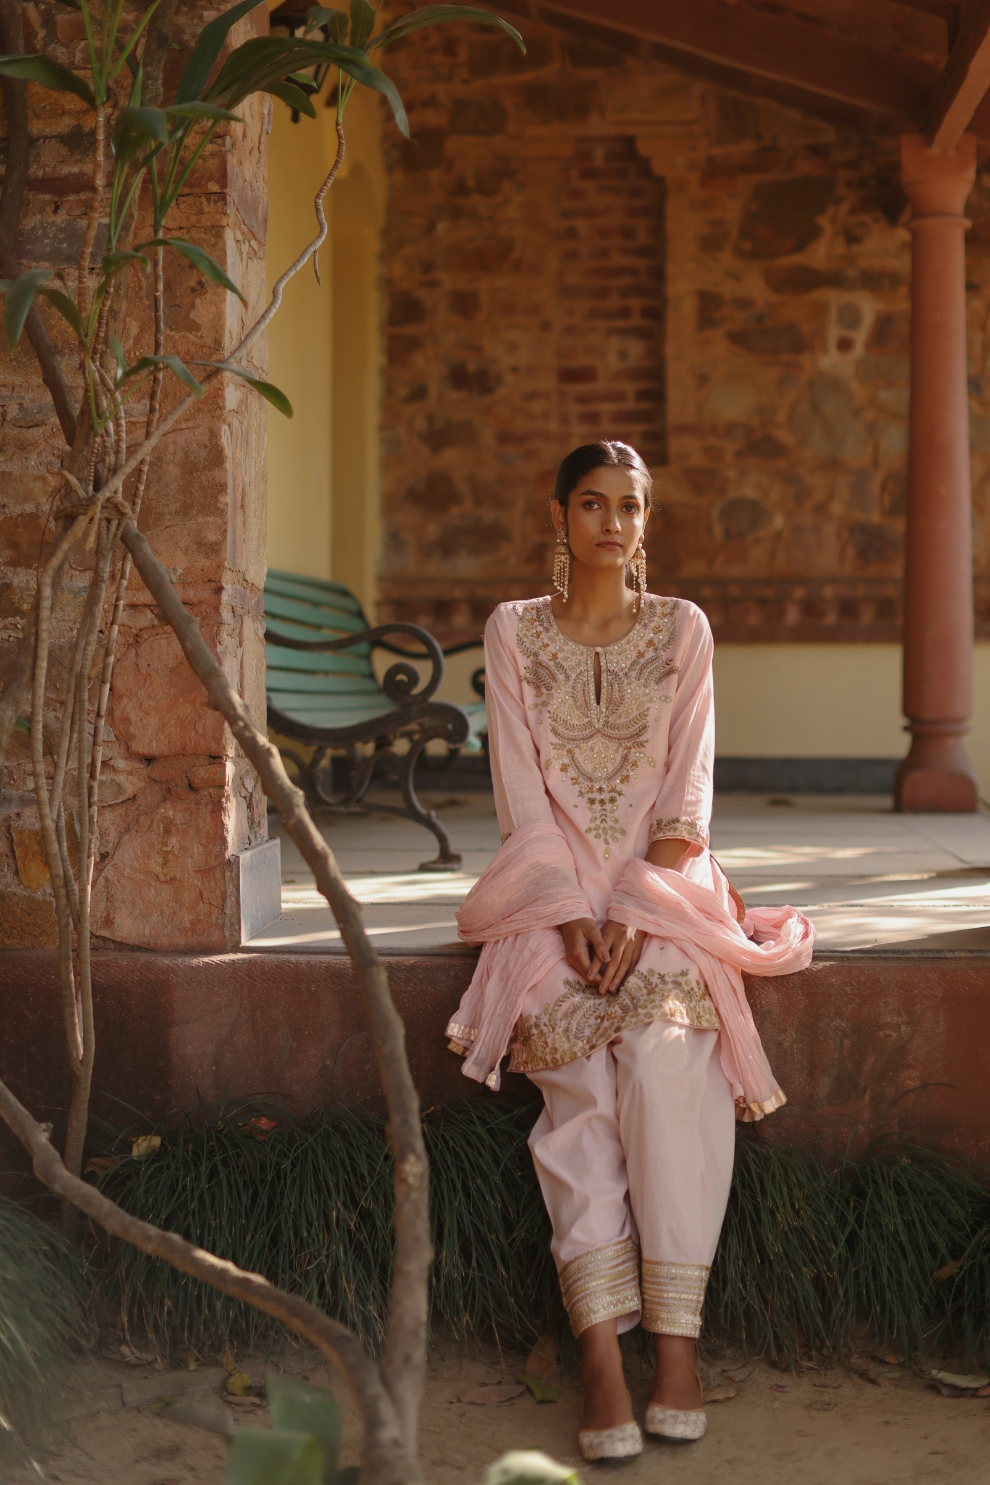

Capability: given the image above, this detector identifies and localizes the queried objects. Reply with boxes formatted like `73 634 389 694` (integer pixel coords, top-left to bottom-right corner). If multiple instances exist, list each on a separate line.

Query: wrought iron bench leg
398 736 462 871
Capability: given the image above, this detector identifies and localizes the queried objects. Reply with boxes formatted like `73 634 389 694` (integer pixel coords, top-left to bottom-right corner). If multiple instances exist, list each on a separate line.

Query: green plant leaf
515 1373 558 1403
115 104 170 144
176 0 266 104
0 268 56 349
128 59 144 106
36 287 86 341
164 100 244 123
99 249 151 277
108 335 128 378
123 354 204 397
193 362 293 417
136 237 246 303
266 1374 340 1485
0 53 96 107
204 36 410 135
305 8 348 42
368 5 525 55
348 0 376 49
264 81 318 118
224 1428 324 1485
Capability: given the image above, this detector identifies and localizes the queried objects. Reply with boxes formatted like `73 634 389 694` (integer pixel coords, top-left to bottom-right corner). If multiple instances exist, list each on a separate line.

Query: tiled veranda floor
248 793 990 956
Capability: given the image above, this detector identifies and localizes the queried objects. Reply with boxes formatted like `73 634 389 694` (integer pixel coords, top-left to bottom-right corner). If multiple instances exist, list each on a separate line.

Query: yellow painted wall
713 643 990 798
265 72 386 613
265 97 336 581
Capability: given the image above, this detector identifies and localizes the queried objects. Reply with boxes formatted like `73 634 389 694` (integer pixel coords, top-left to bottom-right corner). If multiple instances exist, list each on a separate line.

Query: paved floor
247 791 990 956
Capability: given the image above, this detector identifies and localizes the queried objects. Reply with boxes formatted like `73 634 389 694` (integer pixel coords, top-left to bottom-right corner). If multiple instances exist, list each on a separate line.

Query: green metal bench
264 569 486 869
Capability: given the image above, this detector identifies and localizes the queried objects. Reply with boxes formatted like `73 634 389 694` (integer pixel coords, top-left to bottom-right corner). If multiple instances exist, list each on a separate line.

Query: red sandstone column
895 134 979 813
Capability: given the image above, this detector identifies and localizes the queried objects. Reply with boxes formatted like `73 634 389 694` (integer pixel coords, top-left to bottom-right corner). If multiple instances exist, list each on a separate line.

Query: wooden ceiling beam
924 0 990 148
512 0 943 133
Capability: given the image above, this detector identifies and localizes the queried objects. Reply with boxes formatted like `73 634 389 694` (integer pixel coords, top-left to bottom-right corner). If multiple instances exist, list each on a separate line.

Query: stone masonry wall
378 13 990 645
0 3 270 950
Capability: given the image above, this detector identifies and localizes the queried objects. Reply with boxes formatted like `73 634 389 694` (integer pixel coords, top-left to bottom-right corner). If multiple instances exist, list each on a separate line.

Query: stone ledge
0 950 987 1191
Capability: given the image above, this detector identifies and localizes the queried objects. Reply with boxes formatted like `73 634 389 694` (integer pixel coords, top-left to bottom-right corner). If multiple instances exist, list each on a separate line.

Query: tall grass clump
0 1198 89 1461
707 1137 843 1363
836 1138 980 1359
92 1100 562 1356
92 1100 990 1366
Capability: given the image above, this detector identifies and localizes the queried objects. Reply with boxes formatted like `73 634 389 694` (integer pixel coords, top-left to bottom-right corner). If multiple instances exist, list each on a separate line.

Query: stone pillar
0 5 280 950
895 134 979 813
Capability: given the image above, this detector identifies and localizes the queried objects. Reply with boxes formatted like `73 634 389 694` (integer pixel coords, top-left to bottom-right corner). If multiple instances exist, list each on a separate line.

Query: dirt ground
16 1338 990 1485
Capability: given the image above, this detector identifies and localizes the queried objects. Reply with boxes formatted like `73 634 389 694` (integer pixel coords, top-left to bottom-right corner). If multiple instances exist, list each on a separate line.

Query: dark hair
551 440 654 508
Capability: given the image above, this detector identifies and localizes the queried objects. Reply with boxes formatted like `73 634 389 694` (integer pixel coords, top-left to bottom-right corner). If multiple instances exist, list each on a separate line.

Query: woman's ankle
579 1320 634 1431
650 1334 702 1411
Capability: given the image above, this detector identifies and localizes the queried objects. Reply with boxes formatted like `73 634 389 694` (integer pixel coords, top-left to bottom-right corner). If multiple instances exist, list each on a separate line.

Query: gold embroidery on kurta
508 967 718 1073
515 597 680 857
649 816 709 848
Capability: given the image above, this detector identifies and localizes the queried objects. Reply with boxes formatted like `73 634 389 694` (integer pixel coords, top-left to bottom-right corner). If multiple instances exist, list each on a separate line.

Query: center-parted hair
551 441 654 509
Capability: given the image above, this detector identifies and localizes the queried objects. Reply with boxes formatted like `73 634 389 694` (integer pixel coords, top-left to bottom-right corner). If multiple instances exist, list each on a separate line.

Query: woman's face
553 464 649 572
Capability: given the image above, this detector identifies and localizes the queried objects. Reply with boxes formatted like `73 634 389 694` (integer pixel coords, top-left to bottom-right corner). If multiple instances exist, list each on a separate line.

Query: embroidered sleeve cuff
649 817 709 848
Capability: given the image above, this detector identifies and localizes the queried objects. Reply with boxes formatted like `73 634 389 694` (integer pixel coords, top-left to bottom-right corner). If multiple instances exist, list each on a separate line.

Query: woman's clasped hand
558 917 648 995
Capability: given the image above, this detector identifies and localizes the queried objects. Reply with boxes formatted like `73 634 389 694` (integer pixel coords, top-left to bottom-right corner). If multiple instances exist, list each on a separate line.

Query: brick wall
377 12 990 645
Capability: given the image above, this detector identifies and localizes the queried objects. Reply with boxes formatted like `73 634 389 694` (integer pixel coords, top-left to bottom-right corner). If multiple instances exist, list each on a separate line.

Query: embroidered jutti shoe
645 1373 706 1441
577 1421 644 1461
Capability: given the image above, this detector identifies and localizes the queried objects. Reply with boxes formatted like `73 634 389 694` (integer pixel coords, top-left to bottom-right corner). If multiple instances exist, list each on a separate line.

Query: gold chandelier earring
632 536 647 612
553 528 571 602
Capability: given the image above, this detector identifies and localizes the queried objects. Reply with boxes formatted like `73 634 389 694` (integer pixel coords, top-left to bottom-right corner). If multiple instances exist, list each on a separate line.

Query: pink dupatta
607 859 815 1118
449 827 815 1114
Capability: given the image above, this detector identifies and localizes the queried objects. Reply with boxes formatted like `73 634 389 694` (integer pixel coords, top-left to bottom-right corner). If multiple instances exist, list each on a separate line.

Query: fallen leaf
131 1135 161 1160
119 1342 157 1365
931 1370 989 1391
523 1336 560 1382
812 1380 842 1389
150 1396 175 1415
770 1384 789 1393
877 1345 903 1365
225 1392 262 1406
459 1385 526 1406
933 1259 964 1282
241 1116 277 1142
516 1373 559 1404
221 1351 238 1374
978 1386 990 1398
703 1380 739 1404
84 1156 120 1174
180 1349 198 1371
226 1371 252 1396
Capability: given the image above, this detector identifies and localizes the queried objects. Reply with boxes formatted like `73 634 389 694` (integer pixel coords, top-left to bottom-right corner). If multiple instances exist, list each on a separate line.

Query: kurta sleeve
484 607 558 839
648 603 714 850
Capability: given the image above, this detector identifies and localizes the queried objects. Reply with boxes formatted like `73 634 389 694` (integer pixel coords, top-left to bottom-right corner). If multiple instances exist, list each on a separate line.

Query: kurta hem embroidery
508 967 719 1074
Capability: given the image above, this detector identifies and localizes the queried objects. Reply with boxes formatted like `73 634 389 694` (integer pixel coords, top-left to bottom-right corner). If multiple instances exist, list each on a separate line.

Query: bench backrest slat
265 592 370 638
266 569 368 617
264 570 394 729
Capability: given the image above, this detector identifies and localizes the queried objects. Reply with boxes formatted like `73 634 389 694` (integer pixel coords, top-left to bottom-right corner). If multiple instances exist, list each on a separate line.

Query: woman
446 441 813 1461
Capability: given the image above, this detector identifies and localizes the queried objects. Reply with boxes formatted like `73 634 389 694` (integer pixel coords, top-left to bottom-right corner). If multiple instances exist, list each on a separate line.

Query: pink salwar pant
526 1020 735 1338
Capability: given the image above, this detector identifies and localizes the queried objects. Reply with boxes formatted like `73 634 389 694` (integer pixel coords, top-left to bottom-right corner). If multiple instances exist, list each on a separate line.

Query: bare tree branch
118 518 433 1452
0 1077 422 1485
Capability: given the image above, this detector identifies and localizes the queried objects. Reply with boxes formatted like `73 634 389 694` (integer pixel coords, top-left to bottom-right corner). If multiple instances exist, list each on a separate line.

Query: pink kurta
450 594 724 1078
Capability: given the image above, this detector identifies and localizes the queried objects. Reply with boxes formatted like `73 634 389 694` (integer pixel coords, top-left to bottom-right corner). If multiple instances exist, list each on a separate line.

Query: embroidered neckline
545 594 648 658
515 596 680 858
